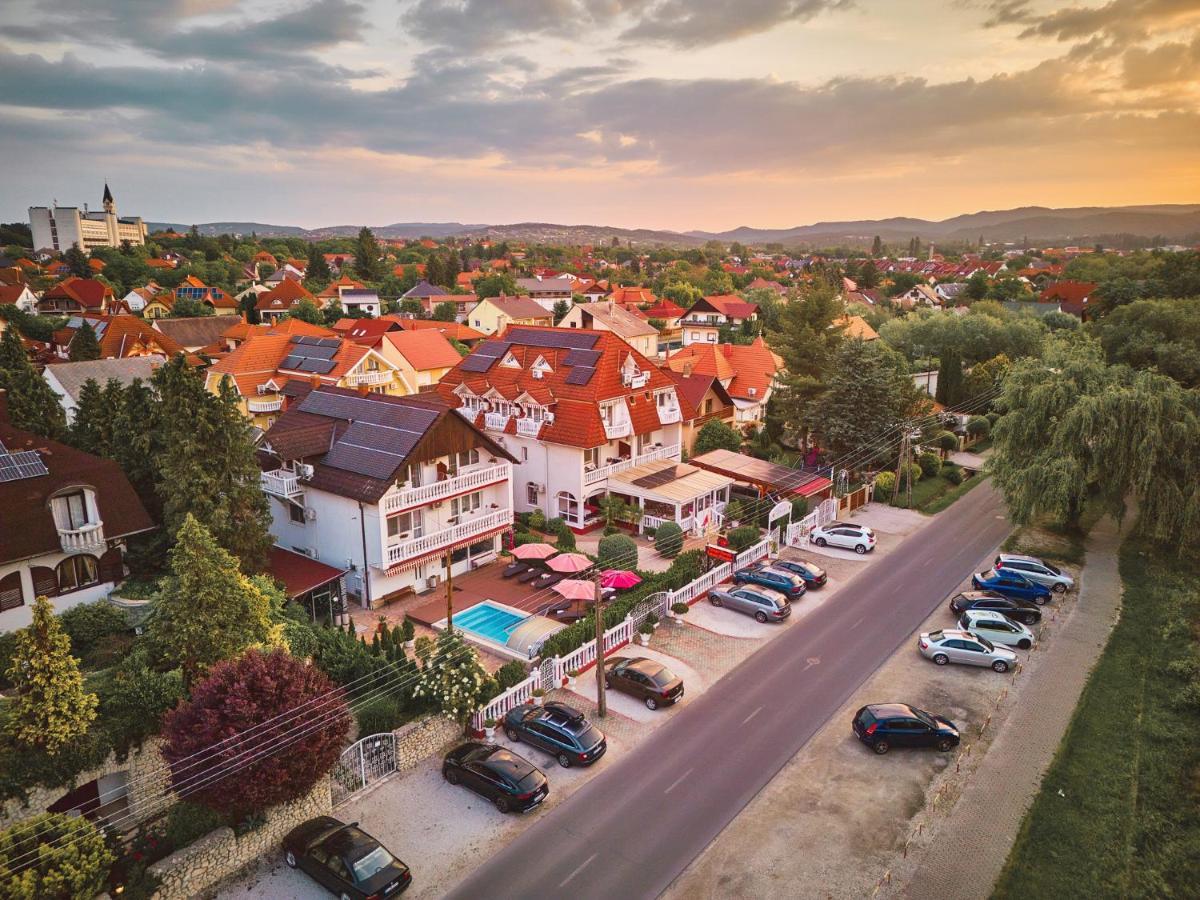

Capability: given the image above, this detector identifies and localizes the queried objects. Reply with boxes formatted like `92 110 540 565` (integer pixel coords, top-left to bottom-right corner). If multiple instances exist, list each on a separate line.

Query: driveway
568 644 707 723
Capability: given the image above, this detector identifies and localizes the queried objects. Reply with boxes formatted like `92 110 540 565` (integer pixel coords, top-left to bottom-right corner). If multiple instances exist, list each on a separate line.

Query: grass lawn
1001 500 1106 565
994 536 1200 898
887 467 983 514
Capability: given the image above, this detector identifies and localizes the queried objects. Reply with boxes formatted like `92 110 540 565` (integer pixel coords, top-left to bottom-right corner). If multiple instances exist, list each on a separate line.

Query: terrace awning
607 458 733 506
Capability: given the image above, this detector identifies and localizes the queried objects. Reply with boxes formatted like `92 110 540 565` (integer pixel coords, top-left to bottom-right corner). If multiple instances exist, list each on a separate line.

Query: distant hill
146 204 1200 248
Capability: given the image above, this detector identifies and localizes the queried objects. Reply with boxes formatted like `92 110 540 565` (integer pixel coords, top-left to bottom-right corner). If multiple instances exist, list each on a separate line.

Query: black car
852 703 960 755
442 742 549 813
948 590 1042 626
283 816 411 899
770 558 828 588
503 702 607 768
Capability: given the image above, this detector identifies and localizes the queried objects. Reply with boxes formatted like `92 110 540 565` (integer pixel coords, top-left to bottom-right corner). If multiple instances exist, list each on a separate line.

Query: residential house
50 315 192 362
152 315 241 353
264 262 306 286
316 274 382 317
390 317 486 348
420 293 478 322
214 317 335 355
667 371 736 455
43 356 164 422
680 295 759 345
161 275 237 316
835 314 880 341
119 282 163 314
665 337 783 429
1040 281 1098 321
935 282 968 305
607 285 656 309
37 278 115 316
0 391 153 631
468 295 554 335
558 301 659 358
514 276 574 311
259 387 516 608
642 299 686 353
256 280 319 325
335 319 463 391
846 288 884 307
402 280 451 304
322 253 354 274
579 280 609 302
896 284 941 308
438 326 700 535
745 276 787 295
0 283 38 314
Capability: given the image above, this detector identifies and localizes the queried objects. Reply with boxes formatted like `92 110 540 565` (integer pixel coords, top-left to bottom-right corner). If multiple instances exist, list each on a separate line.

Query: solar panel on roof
298 391 440 434
632 465 687 489
460 355 497 373
562 348 601 367
298 358 336 374
507 328 598 350
0 450 49 483
564 366 595 385
281 354 304 369
474 340 510 358
322 443 406 480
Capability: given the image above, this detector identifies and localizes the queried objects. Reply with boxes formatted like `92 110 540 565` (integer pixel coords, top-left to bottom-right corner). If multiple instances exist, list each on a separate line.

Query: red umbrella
510 542 557 560
546 553 592 573
601 569 642 590
552 579 595 602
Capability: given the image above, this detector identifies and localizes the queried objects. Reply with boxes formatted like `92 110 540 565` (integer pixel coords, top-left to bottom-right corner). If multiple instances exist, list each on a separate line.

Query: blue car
971 568 1053 606
770 558 828 588
733 563 807 600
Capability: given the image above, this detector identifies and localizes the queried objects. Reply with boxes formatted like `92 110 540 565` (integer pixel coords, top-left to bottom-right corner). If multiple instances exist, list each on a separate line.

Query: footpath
898 512 1129 899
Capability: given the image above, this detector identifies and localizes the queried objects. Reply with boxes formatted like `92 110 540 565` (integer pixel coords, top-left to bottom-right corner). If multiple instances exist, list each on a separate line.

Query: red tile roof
267 546 346 599
693 295 759 320
43 277 113 309
256 279 315 311
665 337 781 402
383 329 463 371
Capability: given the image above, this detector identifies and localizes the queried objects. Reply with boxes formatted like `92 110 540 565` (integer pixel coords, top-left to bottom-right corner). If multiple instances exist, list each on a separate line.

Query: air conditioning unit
305 548 319 560
297 463 315 479
304 507 317 521
427 574 440 590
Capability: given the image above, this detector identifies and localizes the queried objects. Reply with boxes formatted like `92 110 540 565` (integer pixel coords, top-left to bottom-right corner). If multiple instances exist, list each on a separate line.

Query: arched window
0 572 23 612
556 491 578 521
57 555 99 594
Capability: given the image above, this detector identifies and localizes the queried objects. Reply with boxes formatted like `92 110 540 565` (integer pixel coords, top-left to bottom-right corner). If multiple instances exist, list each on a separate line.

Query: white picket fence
785 498 840 547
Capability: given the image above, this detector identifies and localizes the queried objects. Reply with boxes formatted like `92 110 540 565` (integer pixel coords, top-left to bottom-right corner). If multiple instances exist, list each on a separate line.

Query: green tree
1091 297 1200 389
167 295 214 318
552 299 570 324
112 377 161 519
306 243 332 284
473 272 517 299
150 515 276 686
871 235 883 256
431 301 457 322
6 597 99 755
68 321 101 361
854 260 880 289
0 813 114 900
693 418 743 455
67 378 123 458
63 244 91 278
654 521 684 558
597 533 638 569
0 326 67 438
965 270 990 301
287 298 324 325
962 353 1011 404
935 347 964 406
412 629 491 724
354 227 381 281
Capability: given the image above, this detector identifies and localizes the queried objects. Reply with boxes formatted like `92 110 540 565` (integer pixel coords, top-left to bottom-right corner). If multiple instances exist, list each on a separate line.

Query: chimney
0 388 8 424
722 343 733 358
357 382 370 396
310 373 320 387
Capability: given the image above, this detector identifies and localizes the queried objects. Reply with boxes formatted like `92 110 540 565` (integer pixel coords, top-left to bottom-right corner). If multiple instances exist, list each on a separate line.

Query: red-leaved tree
161 648 350 820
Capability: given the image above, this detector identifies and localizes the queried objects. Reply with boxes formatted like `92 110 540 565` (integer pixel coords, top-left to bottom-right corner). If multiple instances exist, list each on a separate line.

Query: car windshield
976 635 996 651
350 845 396 882
649 667 677 687
857 708 876 727
927 630 945 641
572 724 604 747
1046 562 1061 575
912 709 937 728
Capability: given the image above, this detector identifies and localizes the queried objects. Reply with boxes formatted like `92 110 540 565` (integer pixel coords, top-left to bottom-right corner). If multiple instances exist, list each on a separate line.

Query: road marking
664 767 695 795
802 657 821 671
559 853 597 887
741 705 763 725
851 616 864 629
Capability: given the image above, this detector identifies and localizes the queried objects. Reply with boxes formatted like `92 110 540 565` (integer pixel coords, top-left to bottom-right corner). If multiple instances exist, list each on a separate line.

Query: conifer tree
68 321 102 361
306 243 332 283
936 347 964 406
354 227 381 281
443 251 461 288
0 325 67 438
425 254 446 288
112 377 161 518
6 597 99 755
63 244 91 278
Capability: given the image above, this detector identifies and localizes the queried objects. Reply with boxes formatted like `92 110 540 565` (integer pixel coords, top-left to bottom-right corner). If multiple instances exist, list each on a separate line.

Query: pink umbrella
546 553 592 573
552 579 596 602
510 542 557 560
601 569 642 590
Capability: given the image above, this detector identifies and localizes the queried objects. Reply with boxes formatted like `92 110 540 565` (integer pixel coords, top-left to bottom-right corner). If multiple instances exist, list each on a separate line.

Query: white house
558 300 659 359
0 283 38 313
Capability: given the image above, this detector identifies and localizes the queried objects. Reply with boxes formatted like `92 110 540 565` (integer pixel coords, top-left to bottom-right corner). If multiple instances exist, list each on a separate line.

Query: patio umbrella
546 553 592 573
510 542 558 560
552 579 596 602
601 569 642 590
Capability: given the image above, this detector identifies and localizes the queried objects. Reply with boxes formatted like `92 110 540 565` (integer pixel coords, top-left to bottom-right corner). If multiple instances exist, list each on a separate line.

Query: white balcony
516 417 543 437
657 404 682 424
384 507 512 566
60 522 105 554
247 396 284 413
484 412 510 432
261 470 303 499
584 443 681 485
345 370 391 386
381 463 512 514
623 370 650 389
603 420 631 440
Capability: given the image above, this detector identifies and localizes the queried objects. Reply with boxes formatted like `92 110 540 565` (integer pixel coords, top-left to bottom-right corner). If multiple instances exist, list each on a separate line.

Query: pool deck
406 562 556 627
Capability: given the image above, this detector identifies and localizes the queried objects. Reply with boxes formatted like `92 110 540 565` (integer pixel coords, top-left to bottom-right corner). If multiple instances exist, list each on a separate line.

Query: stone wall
389 714 462 781
149 779 332 900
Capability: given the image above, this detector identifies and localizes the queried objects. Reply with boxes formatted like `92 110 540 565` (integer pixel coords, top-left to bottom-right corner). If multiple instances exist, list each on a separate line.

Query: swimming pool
454 601 526 645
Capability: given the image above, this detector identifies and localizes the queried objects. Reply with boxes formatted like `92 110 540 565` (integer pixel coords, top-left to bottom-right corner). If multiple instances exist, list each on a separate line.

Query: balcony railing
656 404 681 424
247 396 283 413
623 371 650 389
345 370 391 386
381 463 511 513
584 443 681 485
516 417 543 437
484 412 510 432
384 507 512 566
60 522 105 554
603 420 631 440
261 470 303 499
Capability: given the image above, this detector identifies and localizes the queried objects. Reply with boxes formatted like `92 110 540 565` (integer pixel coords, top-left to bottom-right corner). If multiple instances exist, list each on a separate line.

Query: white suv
994 554 1074 593
810 522 876 555
958 609 1035 650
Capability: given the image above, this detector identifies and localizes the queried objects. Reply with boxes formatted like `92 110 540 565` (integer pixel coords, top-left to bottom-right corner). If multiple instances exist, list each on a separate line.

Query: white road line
741 705 763 725
663 767 695 795
559 853 597 887
851 616 864 629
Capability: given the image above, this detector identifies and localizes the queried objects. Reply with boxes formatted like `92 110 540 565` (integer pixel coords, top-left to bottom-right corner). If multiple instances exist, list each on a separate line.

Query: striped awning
380 524 510 577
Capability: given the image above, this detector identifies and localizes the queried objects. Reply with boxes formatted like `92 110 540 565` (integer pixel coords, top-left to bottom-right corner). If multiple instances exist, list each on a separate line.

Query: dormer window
57 491 93 530
501 352 521 368
531 355 553 374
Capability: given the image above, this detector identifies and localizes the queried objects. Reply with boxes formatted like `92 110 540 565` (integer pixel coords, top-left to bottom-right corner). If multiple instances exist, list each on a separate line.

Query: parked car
972 569 1053 605
442 743 549 813
732 562 807 600
852 703 960 755
503 702 607 768
958 609 1035 649
283 816 412 898
948 591 1042 626
994 553 1074 593
918 629 1017 672
708 584 792 623
603 656 684 709
770 558 828 588
810 522 876 554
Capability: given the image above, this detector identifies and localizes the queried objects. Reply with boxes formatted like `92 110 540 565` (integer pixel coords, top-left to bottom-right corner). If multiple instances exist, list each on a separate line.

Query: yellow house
558 300 659 358
378 329 464 391
467 295 553 335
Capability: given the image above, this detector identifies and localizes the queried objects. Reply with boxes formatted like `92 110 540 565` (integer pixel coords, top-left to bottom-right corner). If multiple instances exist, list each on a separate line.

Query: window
527 483 539 504
61 491 90 530
456 449 480 468
57 555 98 593
451 492 482 516
0 572 23 612
521 447 528 462
557 491 579 521
584 447 599 468
288 504 306 524
387 510 422 539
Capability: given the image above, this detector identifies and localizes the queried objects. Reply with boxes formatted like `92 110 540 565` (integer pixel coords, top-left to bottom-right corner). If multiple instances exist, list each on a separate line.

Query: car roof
997 553 1041 563
963 609 1010 622
865 702 915 718
931 629 977 641
324 824 380 857
541 701 584 722
625 657 666 677
479 746 537 779
958 590 1006 601
734 584 787 600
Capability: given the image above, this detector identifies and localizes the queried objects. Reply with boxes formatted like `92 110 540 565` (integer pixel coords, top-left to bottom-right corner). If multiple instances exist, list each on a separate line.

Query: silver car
707 585 791 623
994 553 1074 593
958 609 1035 650
918 628 1017 672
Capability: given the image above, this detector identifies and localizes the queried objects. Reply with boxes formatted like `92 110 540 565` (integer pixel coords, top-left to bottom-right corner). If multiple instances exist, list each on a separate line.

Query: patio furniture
547 553 592 574
510 542 558 560
530 572 565 590
517 567 545 583
502 561 530 579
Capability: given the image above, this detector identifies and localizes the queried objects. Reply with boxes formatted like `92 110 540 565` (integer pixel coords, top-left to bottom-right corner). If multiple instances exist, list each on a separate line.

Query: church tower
102 182 119 245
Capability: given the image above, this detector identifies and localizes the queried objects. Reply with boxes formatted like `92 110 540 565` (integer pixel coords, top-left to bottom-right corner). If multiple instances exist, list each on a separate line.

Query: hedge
918 451 942 478
598 534 637 569
726 525 762 552
654 521 684 557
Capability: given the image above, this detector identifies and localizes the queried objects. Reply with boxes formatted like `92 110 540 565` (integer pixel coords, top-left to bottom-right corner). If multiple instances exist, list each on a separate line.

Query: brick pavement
898 512 1128 899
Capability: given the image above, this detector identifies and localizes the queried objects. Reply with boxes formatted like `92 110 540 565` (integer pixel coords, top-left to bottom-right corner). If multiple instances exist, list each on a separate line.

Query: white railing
657 404 682 424
345 370 391 386
584 442 682 485
623 371 650 389
604 420 631 439
247 396 283 413
473 670 542 730
516 417 543 437
785 497 840 547
384 507 511 565
484 412 510 432
60 522 105 553
641 514 693 533
261 470 302 499
381 463 511 513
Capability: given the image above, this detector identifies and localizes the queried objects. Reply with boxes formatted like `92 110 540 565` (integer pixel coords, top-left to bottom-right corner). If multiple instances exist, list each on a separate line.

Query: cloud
984 0 1200 44
1123 33 1200 86
621 0 852 48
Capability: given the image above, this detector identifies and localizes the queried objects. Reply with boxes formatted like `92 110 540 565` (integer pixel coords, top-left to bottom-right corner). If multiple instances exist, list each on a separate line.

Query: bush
874 471 896 494
966 415 991 438
664 550 705 589
986 411 1001 427
495 660 529 691
0 813 114 900
512 532 543 547
528 508 546 531
59 602 130 666
918 451 942 478
693 419 743 455
726 525 761 552
0 631 17 690
400 617 415 643
598 534 638 569
934 430 959 452
355 695 407 735
162 801 226 850
943 464 964 485
723 498 746 524
654 521 684 558
791 497 809 519
671 602 690 615
95 646 185 759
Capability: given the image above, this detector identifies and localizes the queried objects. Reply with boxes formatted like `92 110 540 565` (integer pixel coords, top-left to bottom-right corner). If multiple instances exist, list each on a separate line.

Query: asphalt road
446 480 1011 900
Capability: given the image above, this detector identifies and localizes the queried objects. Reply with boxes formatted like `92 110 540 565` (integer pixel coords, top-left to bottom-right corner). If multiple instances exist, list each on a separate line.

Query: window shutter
30 566 59 598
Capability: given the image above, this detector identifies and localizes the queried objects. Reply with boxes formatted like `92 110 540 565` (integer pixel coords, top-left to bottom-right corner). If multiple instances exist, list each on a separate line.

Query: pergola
690 448 833 500
608 458 734 536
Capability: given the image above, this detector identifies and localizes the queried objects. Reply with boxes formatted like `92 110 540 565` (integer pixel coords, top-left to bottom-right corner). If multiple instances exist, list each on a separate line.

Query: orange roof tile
665 337 781 402
383 330 463 371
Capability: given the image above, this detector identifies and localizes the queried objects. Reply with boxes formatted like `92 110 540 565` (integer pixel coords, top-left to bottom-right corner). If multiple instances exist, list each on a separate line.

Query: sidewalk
897 512 1128 899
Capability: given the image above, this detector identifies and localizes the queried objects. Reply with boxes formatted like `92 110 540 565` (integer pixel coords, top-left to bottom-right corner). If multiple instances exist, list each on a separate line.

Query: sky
2 0 1199 232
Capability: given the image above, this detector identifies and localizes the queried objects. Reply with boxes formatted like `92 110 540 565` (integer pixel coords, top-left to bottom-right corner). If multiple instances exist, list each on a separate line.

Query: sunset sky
3 0 1199 231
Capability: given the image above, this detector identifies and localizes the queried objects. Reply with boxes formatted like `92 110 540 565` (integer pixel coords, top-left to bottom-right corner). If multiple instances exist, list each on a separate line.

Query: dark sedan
852 704 960 755
603 656 684 710
733 562 807 600
948 590 1042 626
282 816 411 899
442 742 549 813
972 569 1053 605
503 702 607 768
769 558 828 588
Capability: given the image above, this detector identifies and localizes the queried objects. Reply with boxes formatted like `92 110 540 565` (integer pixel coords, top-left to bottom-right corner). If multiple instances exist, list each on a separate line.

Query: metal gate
539 657 557 691
331 733 398 806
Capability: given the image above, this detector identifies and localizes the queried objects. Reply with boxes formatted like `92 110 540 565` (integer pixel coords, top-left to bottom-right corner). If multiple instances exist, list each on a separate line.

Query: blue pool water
454 602 525 645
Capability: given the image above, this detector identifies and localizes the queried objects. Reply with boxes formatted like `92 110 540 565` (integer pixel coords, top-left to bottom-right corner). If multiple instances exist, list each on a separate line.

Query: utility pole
891 430 908 505
594 571 607 718
444 548 454 630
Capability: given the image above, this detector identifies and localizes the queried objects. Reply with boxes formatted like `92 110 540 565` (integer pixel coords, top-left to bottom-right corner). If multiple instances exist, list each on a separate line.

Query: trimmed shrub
966 415 991 438
943 464 965 485
903 462 924 486
527 509 546 530
512 532 543 547
59 602 130 667
162 801 227 850
654 521 684 558
355 695 407 735
726 525 761 552
545 517 576 550
874 471 896 494
723 499 746 524
934 430 960 452
598 534 638 569
918 451 942 478
495 660 529 691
